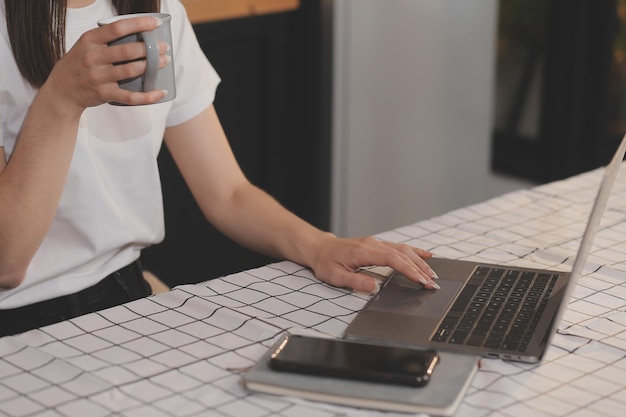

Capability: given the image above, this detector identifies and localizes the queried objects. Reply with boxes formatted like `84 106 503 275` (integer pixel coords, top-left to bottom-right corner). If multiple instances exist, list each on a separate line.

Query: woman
0 0 439 337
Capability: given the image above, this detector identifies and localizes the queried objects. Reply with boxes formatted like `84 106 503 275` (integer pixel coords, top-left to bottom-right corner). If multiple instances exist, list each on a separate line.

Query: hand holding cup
98 13 176 105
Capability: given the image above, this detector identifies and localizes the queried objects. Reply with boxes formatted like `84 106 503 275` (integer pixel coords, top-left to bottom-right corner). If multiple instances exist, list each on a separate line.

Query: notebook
344 133 626 363
242 333 479 416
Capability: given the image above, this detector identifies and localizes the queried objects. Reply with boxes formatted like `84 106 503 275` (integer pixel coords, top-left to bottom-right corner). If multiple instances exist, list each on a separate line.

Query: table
1 164 626 417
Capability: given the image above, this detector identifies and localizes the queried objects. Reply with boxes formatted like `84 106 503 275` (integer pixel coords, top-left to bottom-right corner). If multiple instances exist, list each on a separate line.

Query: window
492 0 623 183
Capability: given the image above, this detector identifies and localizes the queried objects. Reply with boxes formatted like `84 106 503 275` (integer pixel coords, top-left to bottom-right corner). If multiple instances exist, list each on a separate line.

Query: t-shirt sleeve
164 0 221 127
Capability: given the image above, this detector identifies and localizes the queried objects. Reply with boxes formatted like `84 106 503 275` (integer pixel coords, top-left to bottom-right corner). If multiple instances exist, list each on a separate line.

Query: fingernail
160 41 171 52
429 268 439 279
159 89 168 97
430 281 441 290
418 276 430 286
154 17 163 27
352 280 380 296
163 55 171 64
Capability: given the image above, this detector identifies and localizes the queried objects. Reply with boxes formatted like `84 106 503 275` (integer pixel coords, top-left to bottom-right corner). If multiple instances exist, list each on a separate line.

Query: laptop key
449 331 469 344
484 338 502 349
465 334 484 346
501 341 519 351
432 328 452 342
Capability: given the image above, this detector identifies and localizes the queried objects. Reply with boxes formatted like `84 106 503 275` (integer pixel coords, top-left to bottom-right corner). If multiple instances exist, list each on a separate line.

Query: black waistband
0 259 150 337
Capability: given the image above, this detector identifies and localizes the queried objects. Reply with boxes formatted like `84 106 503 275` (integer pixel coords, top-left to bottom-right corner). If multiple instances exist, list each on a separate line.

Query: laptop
344 134 626 363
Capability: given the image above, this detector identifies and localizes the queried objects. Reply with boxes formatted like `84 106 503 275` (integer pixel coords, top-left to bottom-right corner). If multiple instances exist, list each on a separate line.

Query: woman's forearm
0 88 81 287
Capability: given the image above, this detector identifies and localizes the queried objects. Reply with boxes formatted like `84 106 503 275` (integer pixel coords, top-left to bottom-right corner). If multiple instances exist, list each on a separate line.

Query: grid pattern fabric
1 164 626 417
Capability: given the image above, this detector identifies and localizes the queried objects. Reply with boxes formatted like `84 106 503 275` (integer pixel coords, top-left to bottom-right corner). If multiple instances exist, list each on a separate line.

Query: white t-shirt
0 0 220 308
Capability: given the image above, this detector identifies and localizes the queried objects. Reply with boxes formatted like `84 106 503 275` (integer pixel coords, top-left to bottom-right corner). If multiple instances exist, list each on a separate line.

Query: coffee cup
98 13 175 104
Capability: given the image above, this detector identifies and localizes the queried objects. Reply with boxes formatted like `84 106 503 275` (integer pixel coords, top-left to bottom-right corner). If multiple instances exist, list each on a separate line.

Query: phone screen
268 335 439 387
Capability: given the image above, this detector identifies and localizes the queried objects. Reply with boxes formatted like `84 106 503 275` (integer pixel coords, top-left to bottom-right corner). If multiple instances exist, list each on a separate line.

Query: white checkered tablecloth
1 164 626 417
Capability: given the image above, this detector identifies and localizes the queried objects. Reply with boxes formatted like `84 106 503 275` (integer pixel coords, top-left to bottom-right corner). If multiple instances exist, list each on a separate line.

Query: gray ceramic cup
98 13 176 105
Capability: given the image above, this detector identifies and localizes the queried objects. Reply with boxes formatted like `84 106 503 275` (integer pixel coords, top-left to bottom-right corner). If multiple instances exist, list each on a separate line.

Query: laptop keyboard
431 266 559 352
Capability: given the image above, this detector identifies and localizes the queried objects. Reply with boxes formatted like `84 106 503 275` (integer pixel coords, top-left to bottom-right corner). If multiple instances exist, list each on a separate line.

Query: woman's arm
164 105 439 293
0 90 82 288
0 16 168 288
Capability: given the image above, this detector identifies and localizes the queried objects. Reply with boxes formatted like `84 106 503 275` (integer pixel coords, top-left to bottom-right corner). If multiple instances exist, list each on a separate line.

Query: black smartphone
268 334 439 387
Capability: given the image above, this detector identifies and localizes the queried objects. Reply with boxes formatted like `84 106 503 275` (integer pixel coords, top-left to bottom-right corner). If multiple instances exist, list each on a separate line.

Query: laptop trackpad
368 275 462 318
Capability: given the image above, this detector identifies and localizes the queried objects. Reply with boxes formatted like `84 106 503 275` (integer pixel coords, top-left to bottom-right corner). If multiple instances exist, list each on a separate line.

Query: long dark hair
4 0 160 89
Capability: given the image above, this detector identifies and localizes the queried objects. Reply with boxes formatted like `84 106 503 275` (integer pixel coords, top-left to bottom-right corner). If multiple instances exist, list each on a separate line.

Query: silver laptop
344 134 626 363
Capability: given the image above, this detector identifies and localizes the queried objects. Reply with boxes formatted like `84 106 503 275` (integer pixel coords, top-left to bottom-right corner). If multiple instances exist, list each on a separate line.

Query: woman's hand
308 234 440 294
41 16 170 112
